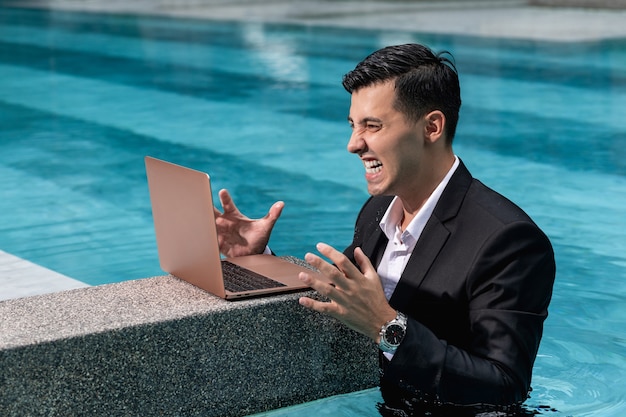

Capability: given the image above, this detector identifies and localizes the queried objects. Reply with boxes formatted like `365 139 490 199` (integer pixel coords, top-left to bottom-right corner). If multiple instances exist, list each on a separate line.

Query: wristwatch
378 311 407 353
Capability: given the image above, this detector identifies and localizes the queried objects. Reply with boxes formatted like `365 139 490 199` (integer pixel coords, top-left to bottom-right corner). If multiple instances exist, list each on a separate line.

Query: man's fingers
299 270 340 299
353 247 376 277
266 201 285 223
301 251 354 308
304 252 332 276
218 189 237 213
298 294 341 317
315 242 362 282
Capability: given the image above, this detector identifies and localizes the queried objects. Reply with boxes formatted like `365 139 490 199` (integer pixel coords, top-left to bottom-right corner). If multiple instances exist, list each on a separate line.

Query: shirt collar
379 156 460 246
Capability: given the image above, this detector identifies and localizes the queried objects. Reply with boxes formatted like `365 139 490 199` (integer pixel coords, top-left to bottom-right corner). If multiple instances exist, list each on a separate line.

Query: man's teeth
365 160 383 174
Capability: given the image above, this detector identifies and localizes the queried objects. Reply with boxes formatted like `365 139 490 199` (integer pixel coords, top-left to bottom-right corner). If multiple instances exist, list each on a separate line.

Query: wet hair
342 43 462 144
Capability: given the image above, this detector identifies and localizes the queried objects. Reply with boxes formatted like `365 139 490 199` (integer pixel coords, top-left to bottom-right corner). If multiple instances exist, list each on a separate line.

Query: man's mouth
364 159 383 174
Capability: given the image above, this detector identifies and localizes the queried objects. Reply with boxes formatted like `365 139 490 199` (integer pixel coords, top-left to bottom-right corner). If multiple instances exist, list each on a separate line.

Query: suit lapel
389 160 474 308
390 219 449 308
361 225 387 268
353 196 393 269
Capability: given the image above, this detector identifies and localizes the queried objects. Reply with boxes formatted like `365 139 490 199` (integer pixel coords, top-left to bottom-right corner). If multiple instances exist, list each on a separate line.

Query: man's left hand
298 243 397 342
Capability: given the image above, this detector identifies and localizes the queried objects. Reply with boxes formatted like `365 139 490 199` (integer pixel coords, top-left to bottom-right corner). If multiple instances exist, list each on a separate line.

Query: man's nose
347 131 365 154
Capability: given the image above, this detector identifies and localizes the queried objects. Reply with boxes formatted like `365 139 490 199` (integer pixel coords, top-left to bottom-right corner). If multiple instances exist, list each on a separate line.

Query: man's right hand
213 189 284 258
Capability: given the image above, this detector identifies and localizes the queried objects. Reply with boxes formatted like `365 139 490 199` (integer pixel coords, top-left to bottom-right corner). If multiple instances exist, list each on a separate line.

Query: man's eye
366 124 382 131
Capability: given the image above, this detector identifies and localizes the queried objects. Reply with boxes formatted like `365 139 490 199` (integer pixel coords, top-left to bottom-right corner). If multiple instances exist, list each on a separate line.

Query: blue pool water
1 6 625 417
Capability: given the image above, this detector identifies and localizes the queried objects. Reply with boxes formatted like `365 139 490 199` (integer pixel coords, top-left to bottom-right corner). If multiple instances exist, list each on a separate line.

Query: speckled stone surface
0 275 379 416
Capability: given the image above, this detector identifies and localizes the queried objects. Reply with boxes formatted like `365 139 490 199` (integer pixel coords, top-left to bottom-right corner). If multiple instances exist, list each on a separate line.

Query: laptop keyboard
221 261 287 293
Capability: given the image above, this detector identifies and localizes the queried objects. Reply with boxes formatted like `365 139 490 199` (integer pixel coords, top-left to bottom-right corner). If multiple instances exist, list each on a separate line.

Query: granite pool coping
0 275 379 416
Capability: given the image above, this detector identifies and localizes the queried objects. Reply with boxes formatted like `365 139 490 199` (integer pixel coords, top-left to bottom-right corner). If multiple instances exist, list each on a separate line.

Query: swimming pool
0 6 625 416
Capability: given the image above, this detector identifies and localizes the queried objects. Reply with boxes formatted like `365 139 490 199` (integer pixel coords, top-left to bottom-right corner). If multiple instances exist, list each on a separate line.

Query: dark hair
342 44 462 144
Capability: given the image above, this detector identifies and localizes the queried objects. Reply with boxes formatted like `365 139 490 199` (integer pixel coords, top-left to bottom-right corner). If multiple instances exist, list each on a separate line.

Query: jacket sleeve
382 220 555 406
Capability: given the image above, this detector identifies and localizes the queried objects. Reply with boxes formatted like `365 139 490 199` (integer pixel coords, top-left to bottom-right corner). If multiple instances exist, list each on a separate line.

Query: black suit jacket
343 160 555 407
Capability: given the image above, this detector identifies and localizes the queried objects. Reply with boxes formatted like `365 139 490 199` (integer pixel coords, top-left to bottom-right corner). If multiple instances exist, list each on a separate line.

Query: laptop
145 156 325 300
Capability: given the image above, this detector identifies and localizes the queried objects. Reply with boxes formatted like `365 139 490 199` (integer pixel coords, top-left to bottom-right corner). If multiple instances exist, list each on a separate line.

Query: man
214 44 556 416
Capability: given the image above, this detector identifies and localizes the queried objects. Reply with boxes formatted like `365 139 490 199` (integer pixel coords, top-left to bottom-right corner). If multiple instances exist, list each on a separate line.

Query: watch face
385 323 405 345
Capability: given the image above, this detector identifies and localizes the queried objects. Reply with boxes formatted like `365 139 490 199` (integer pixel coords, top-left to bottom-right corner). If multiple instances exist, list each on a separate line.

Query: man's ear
424 110 446 144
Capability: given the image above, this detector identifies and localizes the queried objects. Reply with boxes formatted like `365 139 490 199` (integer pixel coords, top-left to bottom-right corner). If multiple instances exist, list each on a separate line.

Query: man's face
347 81 424 198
